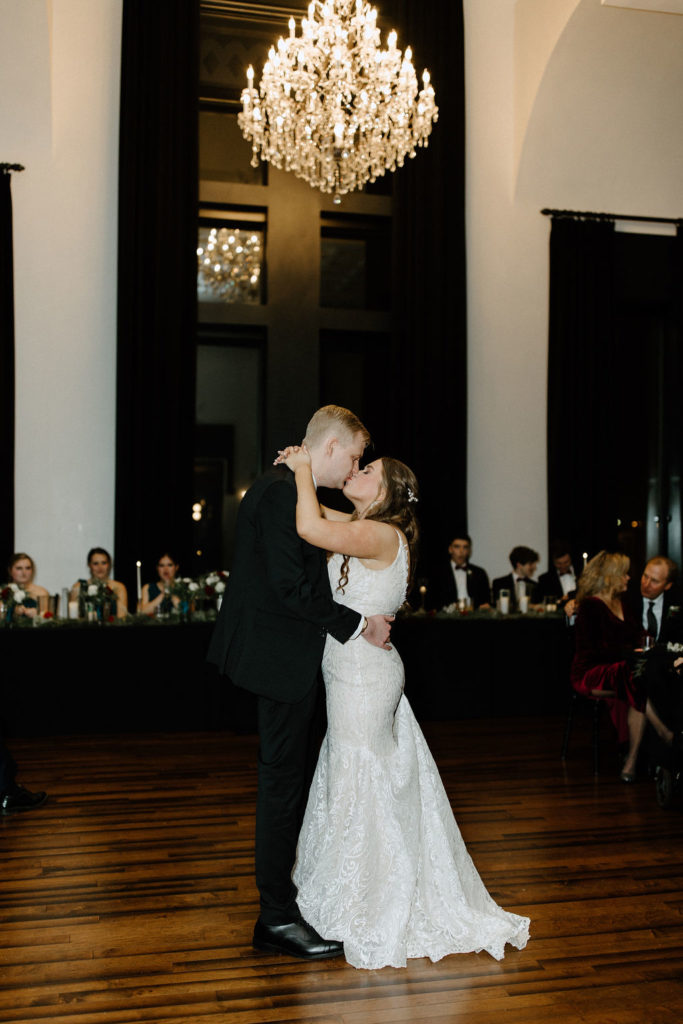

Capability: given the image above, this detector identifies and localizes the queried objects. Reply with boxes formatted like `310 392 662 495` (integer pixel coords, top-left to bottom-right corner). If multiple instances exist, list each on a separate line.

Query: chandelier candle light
238 0 438 202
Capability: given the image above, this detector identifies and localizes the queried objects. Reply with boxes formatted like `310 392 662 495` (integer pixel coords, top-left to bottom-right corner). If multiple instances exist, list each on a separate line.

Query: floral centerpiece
170 577 200 602
199 570 229 600
82 579 115 620
166 571 229 621
1 582 27 624
170 576 200 619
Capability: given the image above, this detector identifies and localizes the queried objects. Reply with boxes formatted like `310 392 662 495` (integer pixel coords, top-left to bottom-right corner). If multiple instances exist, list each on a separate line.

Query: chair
561 689 616 775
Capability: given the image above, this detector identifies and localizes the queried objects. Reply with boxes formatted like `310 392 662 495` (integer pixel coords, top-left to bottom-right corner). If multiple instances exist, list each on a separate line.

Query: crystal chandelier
237 0 438 202
196 227 262 303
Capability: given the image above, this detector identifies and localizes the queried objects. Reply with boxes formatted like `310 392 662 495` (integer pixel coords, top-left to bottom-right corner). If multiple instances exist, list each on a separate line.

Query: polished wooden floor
2 713 683 1024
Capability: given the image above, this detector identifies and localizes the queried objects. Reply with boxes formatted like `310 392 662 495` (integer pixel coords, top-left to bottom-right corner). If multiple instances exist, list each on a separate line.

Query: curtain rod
541 207 682 226
1 163 25 173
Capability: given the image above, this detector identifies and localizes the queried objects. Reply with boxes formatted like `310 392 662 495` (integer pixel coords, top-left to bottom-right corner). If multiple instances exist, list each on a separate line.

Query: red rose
43 611 54 619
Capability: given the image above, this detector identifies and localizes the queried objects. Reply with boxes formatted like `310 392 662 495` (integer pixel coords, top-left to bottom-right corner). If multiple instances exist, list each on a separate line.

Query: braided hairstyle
337 457 419 594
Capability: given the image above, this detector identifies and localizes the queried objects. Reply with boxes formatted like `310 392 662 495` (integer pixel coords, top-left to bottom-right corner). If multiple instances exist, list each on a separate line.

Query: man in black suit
492 545 539 609
429 533 490 609
536 540 578 609
629 557 682 743
208 405 393 961
632 556 679 643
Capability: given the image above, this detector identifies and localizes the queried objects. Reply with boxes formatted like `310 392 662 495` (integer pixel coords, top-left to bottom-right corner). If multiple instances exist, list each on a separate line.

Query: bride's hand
281 446 311 471
273 444 299 465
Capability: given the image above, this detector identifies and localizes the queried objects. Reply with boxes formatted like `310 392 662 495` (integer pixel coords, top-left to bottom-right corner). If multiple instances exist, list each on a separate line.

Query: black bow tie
454 565 468 572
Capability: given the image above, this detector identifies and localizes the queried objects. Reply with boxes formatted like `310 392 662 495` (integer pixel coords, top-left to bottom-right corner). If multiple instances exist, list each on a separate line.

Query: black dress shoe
0 785 48 815
253 917 343 960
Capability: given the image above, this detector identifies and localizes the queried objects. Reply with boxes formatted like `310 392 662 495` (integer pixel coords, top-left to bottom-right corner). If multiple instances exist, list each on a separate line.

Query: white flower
215 580 226 593
87 584 99 596
188 581 199 591
206 573 218 585
13 587 26 603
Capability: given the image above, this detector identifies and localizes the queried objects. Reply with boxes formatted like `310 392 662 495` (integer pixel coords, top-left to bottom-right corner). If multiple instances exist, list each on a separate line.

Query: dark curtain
547 217 617 559
673 226 683 567
116 1 199 600
390 0 466 575
0 170 16 565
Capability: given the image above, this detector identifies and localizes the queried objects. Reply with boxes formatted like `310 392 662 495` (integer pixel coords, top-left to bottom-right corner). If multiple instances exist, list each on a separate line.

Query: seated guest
1 737 47 815
629 556 679 644
628 558 683 752
570 550 675 781
536 540 578 608
492 546 539 609
429 533 490 609
141 552 181 615
5 552 49 618
70 547 128 618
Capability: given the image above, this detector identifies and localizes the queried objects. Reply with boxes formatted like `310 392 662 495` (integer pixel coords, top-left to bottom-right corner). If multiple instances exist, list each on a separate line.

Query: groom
208 405 393 960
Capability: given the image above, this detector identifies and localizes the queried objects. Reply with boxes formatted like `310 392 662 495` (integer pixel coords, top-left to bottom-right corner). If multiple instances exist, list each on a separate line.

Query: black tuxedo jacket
491 572 537 608
430 561 490 609
207 466 360 703
536 567 577 602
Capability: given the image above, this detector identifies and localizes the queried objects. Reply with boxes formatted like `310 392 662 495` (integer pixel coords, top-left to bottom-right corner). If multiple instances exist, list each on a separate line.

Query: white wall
465 0 550 579
465 0 683 580
0 0 122 593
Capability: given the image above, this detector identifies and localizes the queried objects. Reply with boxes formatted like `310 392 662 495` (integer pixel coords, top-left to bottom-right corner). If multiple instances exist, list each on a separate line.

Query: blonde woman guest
140 552 180 615
70 547 128 618
570 550 674 781
6 553 49 618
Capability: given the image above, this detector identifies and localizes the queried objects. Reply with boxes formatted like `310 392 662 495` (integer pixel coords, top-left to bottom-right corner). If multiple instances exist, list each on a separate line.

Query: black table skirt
397 614 571 720
1 614 571 737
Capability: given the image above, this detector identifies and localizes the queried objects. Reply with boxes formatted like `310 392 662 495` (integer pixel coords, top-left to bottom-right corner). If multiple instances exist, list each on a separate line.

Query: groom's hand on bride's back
362 614 394 650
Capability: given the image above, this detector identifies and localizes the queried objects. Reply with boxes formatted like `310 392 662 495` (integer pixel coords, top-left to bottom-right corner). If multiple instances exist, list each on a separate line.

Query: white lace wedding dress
293 533 530 970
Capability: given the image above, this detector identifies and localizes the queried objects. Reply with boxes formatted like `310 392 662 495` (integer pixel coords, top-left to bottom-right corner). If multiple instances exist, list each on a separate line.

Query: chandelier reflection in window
196 226 262 303
237 0 438 202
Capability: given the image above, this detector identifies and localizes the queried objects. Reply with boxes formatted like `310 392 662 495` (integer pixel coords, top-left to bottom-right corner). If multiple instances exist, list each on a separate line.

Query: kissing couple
208 404 529 970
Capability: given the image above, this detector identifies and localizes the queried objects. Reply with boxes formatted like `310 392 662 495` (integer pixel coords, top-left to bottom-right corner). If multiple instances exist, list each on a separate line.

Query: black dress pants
254 681 321 925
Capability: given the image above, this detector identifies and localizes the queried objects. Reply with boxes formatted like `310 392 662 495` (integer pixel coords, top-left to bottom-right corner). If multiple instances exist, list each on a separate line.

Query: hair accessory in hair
407 488 418 503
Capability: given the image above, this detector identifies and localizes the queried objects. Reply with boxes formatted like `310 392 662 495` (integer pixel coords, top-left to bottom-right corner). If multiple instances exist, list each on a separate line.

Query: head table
0 610 571 737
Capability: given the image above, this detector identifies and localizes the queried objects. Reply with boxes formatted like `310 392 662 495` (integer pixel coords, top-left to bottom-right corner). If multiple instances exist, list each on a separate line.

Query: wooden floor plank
2 716 683 1023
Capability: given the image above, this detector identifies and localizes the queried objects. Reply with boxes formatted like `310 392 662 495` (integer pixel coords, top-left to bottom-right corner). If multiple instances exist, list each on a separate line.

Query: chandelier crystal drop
237 0 438 201
196 227 262 303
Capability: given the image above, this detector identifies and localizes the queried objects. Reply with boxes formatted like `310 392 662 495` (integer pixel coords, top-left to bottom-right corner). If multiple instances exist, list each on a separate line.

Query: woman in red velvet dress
571 551 674 781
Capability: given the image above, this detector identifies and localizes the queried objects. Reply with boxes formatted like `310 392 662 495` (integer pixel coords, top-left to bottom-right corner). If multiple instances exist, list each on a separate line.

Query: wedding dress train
293 536 530 970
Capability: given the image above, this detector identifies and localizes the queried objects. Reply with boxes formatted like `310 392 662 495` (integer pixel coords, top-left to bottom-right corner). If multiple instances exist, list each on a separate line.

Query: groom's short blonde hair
304 405 370 449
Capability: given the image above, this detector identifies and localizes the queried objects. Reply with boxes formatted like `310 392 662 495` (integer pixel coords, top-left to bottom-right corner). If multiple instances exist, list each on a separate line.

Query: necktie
647 600 658 639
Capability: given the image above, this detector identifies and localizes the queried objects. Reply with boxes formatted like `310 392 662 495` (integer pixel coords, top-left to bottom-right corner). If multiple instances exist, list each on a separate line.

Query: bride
281 446 530 971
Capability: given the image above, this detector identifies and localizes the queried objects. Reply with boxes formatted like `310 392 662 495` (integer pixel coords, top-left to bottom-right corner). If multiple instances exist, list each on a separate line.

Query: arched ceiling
514 0 683 213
